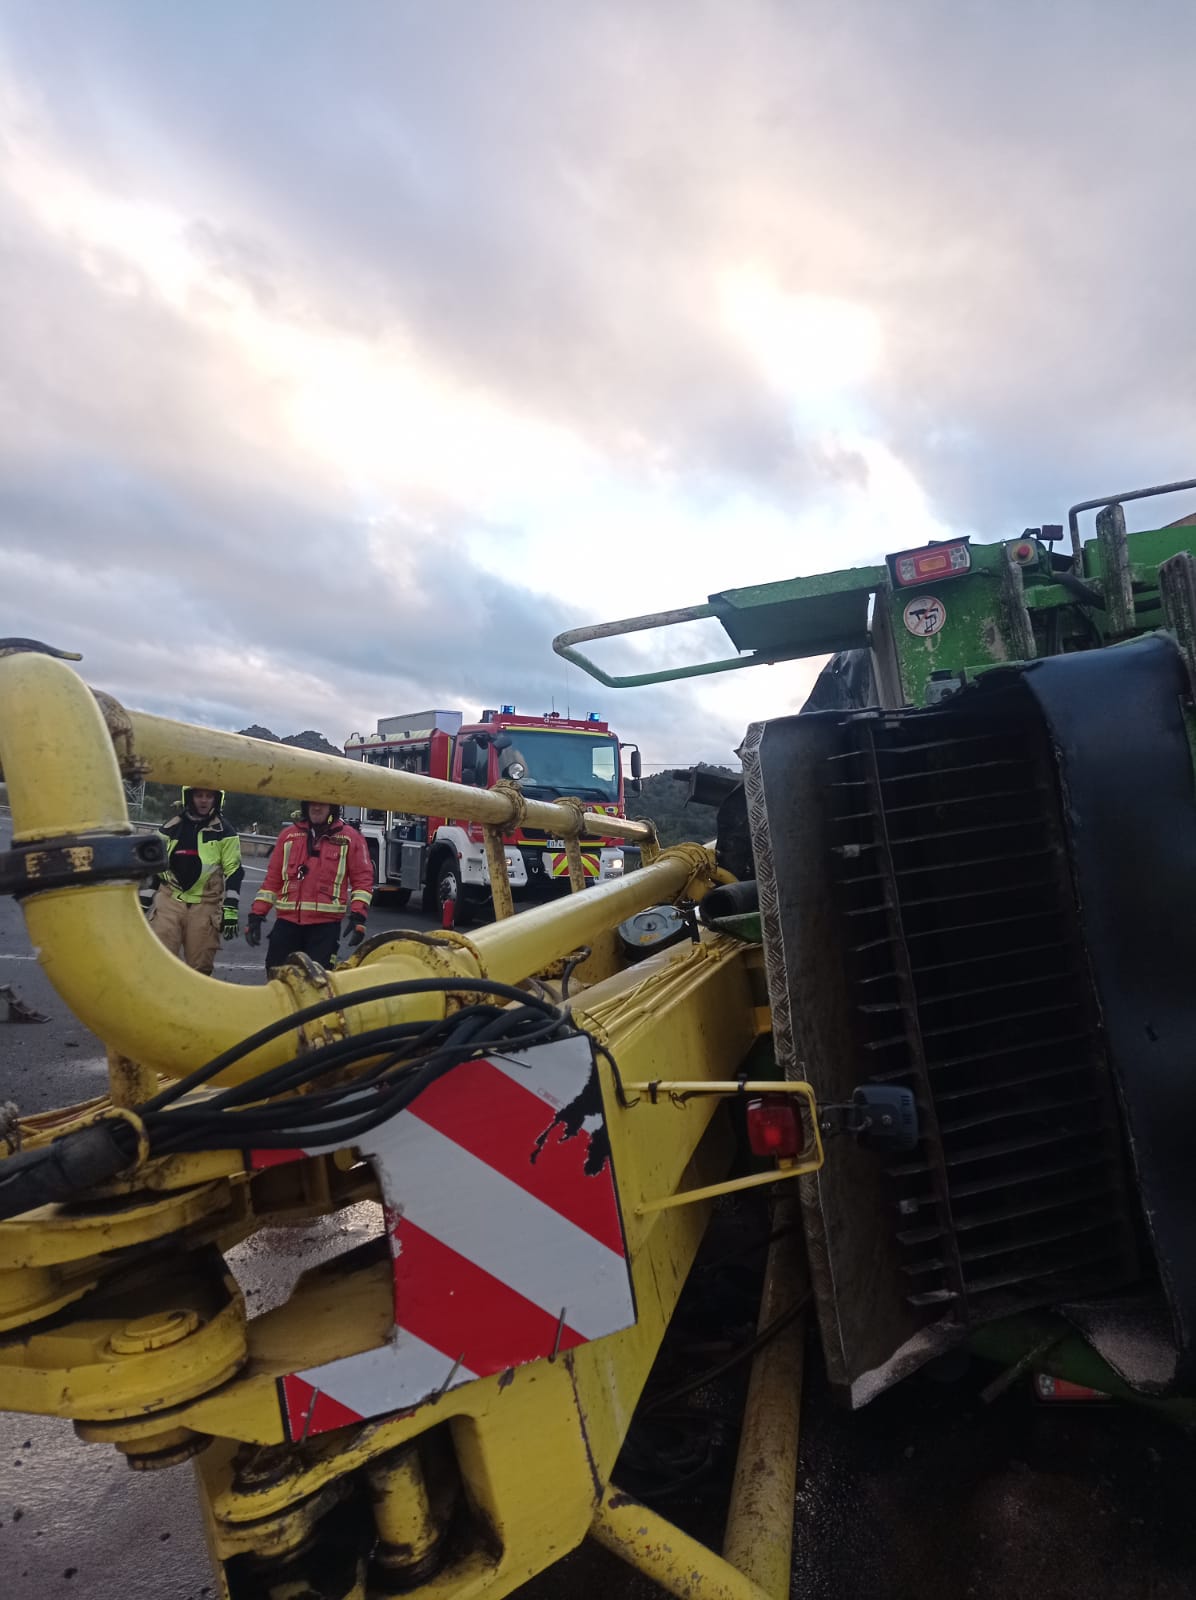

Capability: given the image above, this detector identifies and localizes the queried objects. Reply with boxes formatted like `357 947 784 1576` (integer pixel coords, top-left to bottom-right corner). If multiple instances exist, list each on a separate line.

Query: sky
3 1 1196 768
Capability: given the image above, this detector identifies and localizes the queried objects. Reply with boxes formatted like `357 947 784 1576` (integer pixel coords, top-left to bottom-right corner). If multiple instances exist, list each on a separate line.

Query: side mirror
629 776 642 795
630 746 642 781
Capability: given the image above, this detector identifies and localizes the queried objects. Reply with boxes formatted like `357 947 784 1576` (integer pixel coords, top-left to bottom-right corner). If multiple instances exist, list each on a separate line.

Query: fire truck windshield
500 731 620 803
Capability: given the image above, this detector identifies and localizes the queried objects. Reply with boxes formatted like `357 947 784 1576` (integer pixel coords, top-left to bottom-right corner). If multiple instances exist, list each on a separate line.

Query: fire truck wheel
433 854 473 927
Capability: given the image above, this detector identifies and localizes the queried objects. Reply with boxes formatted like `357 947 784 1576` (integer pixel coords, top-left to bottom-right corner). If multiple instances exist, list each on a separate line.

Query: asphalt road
0 817 436 1600
3 818 1196 1599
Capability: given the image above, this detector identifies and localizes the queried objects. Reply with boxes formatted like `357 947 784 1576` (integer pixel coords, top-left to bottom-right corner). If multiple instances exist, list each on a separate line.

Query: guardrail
132 820 277 858
1 802 275 859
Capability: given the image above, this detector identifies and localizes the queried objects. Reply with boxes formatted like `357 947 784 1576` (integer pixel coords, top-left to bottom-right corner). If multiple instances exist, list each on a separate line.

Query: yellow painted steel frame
621 1081 824 1215
0 651 804 1598
0 938 765 1597
480 824 515 920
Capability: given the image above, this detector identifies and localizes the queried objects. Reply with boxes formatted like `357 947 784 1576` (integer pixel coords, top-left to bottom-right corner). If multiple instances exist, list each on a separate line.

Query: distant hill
626 769 729 847
237 724 343 758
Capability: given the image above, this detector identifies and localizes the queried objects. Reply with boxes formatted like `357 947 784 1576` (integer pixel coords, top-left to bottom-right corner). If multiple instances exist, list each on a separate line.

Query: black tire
431 853 473 927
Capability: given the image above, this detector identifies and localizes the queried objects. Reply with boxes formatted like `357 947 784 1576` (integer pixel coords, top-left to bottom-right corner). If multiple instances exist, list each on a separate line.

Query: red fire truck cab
343 706 642 922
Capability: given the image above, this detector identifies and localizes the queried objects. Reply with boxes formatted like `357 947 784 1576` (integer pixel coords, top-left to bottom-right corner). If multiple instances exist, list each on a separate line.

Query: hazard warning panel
250 1034 635 1439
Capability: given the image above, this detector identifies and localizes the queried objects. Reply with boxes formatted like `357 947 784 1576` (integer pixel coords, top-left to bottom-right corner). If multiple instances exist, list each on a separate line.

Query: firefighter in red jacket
246 801 374 968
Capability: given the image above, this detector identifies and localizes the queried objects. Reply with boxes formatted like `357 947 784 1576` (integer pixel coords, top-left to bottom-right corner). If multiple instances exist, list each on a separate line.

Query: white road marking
1 950 263 971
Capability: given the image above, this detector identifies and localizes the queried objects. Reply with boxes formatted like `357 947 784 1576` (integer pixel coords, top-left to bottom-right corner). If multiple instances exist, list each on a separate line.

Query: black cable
147 999 575 1154
140 978 559 1112
642 1292 811 1413
1053 570 1105 610
0 976 607 1218
154 1050 509 1150
560 947 591 1003
594 1040 635 1108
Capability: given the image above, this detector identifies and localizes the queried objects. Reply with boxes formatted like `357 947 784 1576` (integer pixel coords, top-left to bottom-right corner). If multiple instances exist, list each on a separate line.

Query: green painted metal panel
709 565 887 655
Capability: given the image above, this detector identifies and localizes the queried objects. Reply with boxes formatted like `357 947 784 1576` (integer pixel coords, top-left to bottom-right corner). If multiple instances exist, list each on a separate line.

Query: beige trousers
149 887 222 975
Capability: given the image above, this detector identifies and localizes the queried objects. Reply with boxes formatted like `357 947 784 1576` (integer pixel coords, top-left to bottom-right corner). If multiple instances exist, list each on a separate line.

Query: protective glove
344 912 367 949
245 913 265 948
221 902 240 941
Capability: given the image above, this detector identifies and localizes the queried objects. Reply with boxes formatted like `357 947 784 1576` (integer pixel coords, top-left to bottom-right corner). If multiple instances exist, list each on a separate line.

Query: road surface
0 818 439 1599
2 819 1195 1598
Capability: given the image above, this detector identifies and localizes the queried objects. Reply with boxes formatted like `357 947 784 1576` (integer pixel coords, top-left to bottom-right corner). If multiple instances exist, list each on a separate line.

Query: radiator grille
828 704 1137 1321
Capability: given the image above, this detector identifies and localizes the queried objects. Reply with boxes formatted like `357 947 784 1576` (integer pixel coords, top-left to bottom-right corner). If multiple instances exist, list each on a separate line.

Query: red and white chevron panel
249 1033 635 1439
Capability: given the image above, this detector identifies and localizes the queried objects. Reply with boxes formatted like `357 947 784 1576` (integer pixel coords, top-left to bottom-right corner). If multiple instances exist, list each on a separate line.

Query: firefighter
245 800 373 969
149 786 244 975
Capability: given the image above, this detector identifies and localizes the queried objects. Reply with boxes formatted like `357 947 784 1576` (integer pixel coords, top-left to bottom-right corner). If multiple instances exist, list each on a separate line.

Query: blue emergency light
587 712 600 721
500 704 515 715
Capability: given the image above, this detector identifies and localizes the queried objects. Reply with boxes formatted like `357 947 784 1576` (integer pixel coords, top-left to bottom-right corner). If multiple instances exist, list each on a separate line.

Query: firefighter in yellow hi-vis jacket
148 786 244 974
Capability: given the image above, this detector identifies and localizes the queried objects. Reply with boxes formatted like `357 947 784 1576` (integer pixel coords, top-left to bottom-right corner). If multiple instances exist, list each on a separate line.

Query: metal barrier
132 820 276 858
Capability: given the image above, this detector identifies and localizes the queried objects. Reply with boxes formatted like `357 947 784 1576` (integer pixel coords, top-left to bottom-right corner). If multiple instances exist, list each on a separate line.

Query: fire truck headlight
608 856 625 875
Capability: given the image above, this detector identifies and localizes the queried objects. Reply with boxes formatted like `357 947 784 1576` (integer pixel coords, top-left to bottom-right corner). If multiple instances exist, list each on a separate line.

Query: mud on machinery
3 478 1196 1597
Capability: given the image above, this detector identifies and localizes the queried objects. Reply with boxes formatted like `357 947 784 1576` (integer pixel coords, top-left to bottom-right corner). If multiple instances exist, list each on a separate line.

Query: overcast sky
3 2 1196 766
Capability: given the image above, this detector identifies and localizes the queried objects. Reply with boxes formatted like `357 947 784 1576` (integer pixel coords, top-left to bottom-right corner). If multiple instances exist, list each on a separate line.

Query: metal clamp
0 831 167 899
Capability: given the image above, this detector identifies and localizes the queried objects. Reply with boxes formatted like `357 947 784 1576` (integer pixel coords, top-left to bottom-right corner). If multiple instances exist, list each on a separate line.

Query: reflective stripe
548 851 600 878
278 900 354 916
255 889 277 906
350 889 372 906
330 841 348 907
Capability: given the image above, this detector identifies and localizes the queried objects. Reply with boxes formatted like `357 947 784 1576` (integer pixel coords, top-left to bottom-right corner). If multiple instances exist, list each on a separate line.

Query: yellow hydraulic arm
0 650 813 1600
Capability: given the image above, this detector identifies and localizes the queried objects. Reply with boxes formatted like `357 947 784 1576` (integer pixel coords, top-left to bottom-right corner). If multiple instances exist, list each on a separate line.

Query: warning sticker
902 595 946 637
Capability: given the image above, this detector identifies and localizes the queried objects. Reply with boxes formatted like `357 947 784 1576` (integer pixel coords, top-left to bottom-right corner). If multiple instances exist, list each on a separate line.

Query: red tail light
746 1095 802 1160
890 539 971 588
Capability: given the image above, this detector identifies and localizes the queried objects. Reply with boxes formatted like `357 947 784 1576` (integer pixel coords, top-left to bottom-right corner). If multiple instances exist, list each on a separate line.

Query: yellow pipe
0 656 708 1080
124 707 655 847
564 834 587 893
469 844 707 986
591 1484 773 1600
721 1196 805 1599
0 656 467 1078
1 654 131 843
482 825 515 920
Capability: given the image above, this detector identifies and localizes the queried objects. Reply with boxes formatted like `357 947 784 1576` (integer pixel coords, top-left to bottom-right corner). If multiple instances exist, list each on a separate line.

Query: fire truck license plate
545 838 567 848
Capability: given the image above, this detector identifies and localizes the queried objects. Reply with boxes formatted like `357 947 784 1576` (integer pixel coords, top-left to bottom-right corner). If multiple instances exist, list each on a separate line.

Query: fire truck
343 705 643 920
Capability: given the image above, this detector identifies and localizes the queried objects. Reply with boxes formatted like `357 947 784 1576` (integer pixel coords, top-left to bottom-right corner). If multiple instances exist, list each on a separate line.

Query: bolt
108 1308 199 1355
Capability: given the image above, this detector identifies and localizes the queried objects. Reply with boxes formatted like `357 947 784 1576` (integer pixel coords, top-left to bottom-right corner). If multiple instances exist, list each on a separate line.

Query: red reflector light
892 540 971 588
1033 1373 1109 1403
746 1095 802 1160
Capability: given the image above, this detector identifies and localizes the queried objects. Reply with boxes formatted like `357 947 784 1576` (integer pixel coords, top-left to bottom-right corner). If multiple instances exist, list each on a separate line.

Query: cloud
1 0 1195 783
